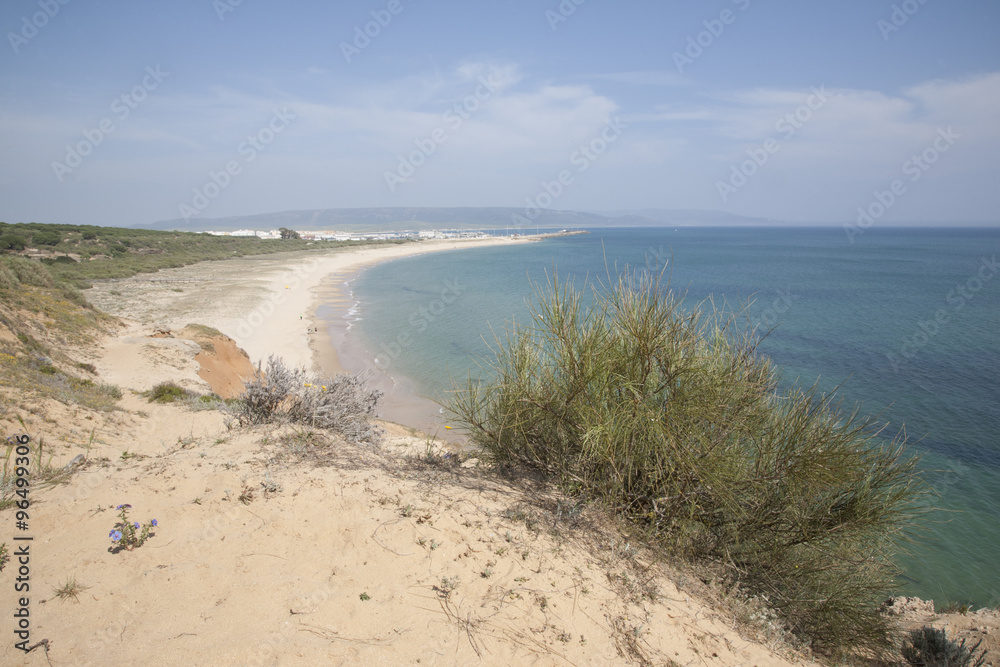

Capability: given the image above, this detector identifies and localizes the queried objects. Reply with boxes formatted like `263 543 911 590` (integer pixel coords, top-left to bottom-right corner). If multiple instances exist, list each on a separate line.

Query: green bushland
0 259 110 347
0 222 409 289
1 255 55 288
448 272 926 659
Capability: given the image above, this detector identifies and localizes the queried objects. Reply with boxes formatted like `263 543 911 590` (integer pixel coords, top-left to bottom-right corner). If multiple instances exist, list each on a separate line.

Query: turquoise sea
327 226 1000 607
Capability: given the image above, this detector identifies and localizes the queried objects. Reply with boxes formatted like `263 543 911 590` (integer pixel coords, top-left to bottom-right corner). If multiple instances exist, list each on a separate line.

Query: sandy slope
1 315 817 666
2 395 816 666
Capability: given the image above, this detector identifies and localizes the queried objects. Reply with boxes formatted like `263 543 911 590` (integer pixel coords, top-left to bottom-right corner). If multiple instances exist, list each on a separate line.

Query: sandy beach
86 236 530 433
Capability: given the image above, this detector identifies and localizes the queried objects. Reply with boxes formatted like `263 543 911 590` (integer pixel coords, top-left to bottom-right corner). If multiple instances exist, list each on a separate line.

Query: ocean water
334 226 1000 606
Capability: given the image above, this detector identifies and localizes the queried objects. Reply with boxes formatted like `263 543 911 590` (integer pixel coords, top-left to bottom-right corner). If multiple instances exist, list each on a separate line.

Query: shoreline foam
308 238 538 438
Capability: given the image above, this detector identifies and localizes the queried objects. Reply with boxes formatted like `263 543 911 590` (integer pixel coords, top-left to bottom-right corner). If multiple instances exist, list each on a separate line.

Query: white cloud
587 71 688 87
1 62 997 225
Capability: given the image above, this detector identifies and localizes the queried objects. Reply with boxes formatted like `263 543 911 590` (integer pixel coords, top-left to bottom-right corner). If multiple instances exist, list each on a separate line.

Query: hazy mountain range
142 208 780 233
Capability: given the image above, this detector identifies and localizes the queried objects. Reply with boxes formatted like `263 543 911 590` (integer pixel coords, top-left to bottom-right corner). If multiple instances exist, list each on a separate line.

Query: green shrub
148 382 188 403
99 383 122 400
58 284 89 308
0 256 54 288
32 231 62 246
0 233 26 250
0 265 17 290
448 272 926 658
902 626 987 667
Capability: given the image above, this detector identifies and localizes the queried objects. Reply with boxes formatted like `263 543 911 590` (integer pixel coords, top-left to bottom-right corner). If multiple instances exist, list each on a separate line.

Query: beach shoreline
86 235 532 435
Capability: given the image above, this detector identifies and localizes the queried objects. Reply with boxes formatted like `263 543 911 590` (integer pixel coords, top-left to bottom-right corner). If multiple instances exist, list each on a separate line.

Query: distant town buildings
204 228 493 241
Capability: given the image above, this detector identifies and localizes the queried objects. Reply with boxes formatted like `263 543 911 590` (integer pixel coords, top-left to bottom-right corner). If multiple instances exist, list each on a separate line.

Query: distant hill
597 209 777 226
143 207 777 233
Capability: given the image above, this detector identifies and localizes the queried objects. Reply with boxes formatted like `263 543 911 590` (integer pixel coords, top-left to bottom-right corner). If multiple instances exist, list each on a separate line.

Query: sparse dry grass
228 355 383 446
0 352 121 412
1 423 80 512
52 577 89 603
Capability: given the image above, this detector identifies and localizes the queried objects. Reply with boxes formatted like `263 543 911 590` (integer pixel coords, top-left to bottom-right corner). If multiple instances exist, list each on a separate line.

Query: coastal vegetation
228 355 384 446
0 254 120 418
0 221 404 288
449 271 928 659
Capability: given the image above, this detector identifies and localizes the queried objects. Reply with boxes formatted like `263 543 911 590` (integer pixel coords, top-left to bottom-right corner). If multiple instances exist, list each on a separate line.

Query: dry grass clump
228 355 383 445
0 352 121 412
0 262 120 419
2 423 78 511
52 577 89 603
448 271 927 660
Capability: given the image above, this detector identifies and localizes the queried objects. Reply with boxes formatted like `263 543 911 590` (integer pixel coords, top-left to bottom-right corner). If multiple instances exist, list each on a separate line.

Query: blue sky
1 0 998 226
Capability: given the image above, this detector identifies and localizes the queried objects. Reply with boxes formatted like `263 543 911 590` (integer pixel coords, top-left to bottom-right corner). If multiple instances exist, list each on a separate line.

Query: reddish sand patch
178 326 256 399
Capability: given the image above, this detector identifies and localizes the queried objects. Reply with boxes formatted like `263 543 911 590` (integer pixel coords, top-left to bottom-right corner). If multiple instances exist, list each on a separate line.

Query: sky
1 0 998 227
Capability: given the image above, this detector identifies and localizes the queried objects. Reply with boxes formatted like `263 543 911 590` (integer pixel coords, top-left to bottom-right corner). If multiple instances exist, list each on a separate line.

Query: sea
323 226 1000 607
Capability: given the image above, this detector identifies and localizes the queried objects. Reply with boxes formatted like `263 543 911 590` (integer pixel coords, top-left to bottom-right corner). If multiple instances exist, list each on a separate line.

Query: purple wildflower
151 519 158 527
110 530 123 542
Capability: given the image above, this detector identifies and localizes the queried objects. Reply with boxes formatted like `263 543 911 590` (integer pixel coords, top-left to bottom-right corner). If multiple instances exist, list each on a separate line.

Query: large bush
448 272 925 658
32 230 62 246
0 233 26 250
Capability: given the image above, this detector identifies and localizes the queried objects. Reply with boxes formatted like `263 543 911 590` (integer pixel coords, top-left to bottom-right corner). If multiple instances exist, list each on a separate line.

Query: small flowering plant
108 504 157 552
